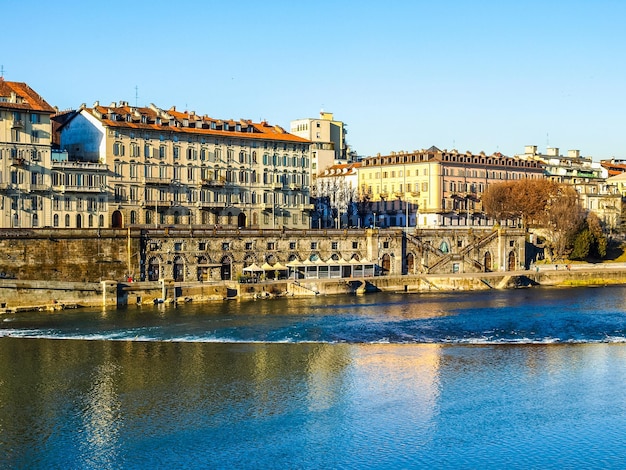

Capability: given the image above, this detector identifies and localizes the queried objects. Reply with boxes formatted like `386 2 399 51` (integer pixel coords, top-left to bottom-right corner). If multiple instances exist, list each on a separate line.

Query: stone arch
147 256 161 281
381 253 391 274
406 252 415 274
173 255 185 281
484 252 492 272
243 254 257 267
220 255 232 280
507 250 516 271
111 210 123 228
197 255 209 281
238 212 246 228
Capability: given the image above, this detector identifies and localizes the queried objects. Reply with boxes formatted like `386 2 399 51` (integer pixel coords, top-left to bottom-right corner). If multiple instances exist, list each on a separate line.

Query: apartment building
0 81 53 227
57 102 313 229
290 111 349 176
359 146 544 228
314 162 361 228
518 146 622 229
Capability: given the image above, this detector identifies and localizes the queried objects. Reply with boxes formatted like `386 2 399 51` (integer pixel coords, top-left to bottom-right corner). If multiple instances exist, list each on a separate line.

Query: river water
1 287 626 469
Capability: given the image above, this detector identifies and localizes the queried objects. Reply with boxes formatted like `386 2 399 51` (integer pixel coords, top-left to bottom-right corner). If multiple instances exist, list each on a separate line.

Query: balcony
299 204 315 211
410 191 421 197
59 185 105 193
10 156 26 167
200 178 226 188
52 161 108 171
11 120 24 129
195 200 224 209
289 183 301 191
143 176 171 185
27 184 49 192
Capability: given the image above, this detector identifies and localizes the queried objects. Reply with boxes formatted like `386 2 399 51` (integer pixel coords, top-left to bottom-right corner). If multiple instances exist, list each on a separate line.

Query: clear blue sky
3 0 626 159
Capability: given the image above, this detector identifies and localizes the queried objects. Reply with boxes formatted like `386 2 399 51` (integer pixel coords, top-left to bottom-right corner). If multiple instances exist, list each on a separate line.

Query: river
1 286 626 468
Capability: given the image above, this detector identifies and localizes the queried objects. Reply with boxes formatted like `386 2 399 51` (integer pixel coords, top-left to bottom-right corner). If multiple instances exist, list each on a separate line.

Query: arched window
65 214 70 227
439 241 449 253
53 214 59 227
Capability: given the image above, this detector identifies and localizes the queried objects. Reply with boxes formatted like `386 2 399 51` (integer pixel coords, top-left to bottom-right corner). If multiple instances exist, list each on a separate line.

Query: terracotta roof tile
79 103 310 144
0 80 55 113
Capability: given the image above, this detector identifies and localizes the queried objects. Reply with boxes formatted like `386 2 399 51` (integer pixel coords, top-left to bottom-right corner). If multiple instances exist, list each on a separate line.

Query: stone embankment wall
3 268 626 313
0 228 134 282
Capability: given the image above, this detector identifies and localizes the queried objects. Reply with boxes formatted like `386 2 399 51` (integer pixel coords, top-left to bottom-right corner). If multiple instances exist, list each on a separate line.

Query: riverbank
2 263 626 314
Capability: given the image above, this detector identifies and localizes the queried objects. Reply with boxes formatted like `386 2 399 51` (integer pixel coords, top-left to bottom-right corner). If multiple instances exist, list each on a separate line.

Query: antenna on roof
0 65 4 80
135 85 139 107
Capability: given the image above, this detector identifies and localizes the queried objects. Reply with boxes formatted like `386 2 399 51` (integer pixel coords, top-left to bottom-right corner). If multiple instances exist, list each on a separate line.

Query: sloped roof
62 101 311 144
0 80 56 113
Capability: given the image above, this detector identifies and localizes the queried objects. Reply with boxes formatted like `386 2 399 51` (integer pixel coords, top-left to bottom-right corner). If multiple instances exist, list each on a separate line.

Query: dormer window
141 115 147 124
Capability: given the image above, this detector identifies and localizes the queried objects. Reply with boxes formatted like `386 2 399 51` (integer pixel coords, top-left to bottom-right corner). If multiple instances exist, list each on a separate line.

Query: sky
3 0 626 160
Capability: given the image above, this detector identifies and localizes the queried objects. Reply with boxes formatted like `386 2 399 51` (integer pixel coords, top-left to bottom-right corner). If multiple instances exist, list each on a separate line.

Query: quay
2 264 626 314
1 226 625 313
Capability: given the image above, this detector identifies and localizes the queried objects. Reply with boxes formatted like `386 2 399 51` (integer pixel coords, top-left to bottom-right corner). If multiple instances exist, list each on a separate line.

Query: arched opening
88 214 94 227
238 212 246 228
173 256 185 282
252 212 258 226
76 214 82 228
484 252 492 272
98 215 104 227
220 256 232 280
173 211 180 225
381 253 391 274
53 214 59 227
406 252 415 274
130 210 137 224
197 255 209 281
507 250 516 271
148 257 160 281
227 211 233 226
439 241 449 253
65 214 70 227
111 210 123 228
145 210 152 225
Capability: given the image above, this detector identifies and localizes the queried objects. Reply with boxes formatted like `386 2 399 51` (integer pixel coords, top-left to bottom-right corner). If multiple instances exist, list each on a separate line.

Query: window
159 145 166 159
173 146 180 160
113 142 124 156
267 242 275 250
289 242 296 250
245 242 253 250
174 243 182 251
222 242 230 250
352 241 358 249
331 242 338 250
311 242 317 250
198 242 206 250
383 241 390 249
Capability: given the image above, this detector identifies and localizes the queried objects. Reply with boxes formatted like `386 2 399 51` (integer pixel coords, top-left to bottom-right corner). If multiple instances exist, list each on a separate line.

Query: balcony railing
143 177 171 185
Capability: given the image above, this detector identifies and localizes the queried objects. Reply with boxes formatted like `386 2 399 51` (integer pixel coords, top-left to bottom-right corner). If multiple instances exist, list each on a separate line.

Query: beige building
518 145 622 230
290 111 349 176
58 102 313 229
359 146 544 228
0 81 55 227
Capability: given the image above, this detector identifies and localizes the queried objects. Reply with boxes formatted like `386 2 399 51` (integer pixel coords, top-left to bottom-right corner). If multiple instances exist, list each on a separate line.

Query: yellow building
359 146 544 228
58 102 313 229
0 81 56 227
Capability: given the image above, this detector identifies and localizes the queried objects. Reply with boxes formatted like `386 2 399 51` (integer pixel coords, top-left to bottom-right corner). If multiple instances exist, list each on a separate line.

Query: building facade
0 80 57 228
358 146 545 229
58 102 314 229
518 146 622 230
290 111 350 176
